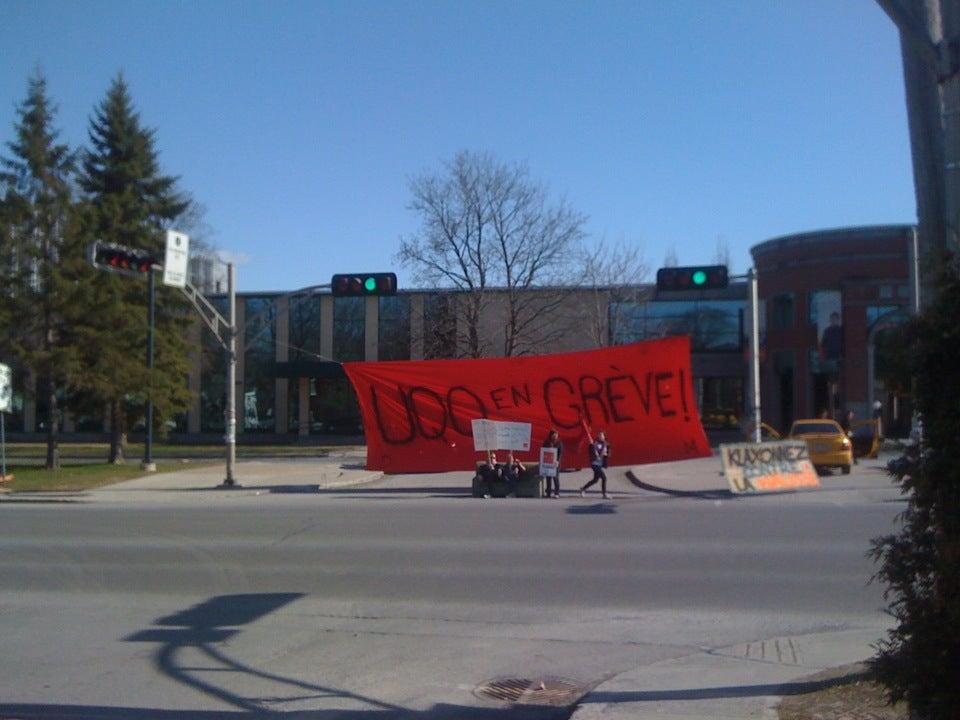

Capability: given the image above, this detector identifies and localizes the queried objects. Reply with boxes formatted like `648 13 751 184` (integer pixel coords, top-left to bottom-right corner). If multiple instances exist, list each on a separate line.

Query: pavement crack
272 520 323 546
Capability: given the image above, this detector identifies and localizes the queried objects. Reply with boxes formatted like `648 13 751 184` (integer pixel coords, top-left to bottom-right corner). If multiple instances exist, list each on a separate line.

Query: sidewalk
571 628 883 720
51 453 384 503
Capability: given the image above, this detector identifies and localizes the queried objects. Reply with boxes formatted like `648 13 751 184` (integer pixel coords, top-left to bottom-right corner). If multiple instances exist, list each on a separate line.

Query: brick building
750 225 917 434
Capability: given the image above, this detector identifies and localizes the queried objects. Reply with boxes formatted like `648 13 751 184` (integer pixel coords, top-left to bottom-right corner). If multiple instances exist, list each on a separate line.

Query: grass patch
778 668 907 720
1 461 212 494
4 443 342 460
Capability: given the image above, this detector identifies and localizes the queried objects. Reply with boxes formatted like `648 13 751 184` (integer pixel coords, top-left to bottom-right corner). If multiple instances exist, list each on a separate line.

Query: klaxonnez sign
720 440 820 493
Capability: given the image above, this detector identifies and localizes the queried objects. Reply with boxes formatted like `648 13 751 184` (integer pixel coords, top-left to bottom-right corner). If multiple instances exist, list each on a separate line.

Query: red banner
344 338 711 473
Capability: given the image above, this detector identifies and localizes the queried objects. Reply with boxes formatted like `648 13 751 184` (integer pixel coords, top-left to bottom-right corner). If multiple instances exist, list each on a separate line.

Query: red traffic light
331 273 398 297
91 243 156 276
656 265 728 292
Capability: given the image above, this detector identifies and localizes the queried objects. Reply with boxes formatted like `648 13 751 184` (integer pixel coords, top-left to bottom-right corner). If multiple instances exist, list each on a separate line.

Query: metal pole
223 262 238 487
142 269 156 471
750 267 762 443
1 411 6 481
909 225 921 315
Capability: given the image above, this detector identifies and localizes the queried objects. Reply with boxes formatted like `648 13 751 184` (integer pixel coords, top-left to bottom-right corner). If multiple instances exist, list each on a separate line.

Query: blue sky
2 0 911 292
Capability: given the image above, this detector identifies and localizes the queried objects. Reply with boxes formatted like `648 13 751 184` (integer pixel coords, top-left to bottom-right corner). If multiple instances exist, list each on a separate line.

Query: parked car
788 419 853 475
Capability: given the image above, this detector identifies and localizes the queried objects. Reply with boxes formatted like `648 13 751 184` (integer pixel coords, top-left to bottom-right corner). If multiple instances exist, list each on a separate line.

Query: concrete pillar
298 376 310 438
410 295 424 360
320 295 334 361
365 295 379 361
275 296 289 434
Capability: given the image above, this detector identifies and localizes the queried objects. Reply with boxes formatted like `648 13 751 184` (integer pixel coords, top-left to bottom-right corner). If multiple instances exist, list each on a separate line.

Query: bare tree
398 151 586 357
663 244 679 267
580 239 650 347
713 235 731 269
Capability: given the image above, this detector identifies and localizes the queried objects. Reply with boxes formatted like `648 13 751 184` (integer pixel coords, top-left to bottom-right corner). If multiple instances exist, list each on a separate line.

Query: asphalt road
0 461 903 719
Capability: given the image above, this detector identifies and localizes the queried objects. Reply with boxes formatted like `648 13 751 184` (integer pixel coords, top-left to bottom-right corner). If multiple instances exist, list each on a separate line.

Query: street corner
568 628 888 720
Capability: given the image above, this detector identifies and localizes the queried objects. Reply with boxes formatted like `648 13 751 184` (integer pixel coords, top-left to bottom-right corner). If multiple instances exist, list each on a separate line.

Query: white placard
163 230 190 288
0 363 10 412
471 419 532 452
539 446 559 477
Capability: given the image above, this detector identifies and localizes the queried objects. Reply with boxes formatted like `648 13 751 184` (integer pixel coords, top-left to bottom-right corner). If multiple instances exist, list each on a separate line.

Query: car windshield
791 422 842 435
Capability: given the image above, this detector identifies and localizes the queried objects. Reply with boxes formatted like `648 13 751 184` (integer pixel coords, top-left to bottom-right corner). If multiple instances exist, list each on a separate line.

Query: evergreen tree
0 72 78 469
871 256 960 719
73 75 192 463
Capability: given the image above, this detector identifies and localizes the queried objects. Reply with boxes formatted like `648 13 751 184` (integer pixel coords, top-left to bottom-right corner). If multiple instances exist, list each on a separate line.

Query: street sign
163 230 190 288
0 363 11 413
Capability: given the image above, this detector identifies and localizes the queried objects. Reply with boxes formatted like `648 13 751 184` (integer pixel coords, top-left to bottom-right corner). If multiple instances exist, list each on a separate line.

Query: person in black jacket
502 452 526 497
541 429 563 498
580 430 611 499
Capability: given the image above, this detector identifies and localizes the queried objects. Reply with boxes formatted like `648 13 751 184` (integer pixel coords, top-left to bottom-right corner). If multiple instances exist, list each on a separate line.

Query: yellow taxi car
788 419 853 474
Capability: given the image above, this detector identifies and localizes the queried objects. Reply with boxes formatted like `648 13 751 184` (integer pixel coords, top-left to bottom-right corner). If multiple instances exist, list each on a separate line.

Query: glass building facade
610 299 744 352
243 296 276 432
610 297 746 429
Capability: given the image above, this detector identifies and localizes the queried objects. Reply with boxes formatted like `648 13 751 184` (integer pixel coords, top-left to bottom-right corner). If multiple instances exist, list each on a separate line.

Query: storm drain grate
475 676 589 706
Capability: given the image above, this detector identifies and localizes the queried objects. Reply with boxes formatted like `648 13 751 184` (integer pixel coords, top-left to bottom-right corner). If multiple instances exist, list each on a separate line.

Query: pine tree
0 72 78 469
870 255 960 719
72 75 192 463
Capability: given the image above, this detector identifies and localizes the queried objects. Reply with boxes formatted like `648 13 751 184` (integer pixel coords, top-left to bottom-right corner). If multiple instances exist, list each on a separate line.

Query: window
609 300 744 352
770 294 794 330
697 376 744 429
808 290 840 327
288 295 321 363
243 296 277 432
379 296 411 360
333 297 365 361
867 305 901 329
423 295 457 359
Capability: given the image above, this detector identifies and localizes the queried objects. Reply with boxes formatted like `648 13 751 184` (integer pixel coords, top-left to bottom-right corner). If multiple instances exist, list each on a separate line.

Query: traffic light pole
748 267 761 443
142 268 156 471
223 263 237 487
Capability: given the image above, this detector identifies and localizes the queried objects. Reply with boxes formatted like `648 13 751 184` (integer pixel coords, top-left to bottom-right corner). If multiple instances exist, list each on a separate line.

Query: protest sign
720 440 820 493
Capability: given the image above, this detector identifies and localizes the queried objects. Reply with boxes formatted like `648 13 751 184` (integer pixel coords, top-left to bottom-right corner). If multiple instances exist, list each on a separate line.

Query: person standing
541 429 563 498
580 430 610 499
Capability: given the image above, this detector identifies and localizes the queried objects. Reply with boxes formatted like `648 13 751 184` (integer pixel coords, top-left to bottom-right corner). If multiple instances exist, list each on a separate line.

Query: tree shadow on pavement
0 593 567 720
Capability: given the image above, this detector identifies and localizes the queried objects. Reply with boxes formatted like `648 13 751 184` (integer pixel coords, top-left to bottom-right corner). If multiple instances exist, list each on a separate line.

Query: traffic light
656 265 728 291
331 273 397 296
88 241 157 278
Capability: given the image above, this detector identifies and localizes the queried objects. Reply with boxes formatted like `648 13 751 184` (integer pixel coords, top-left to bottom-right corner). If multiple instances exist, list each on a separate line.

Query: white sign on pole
0 363 11 413
470 419 532 452
163 230 190 288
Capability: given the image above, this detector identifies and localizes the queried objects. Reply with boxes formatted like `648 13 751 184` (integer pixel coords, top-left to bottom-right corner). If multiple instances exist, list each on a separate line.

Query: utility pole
142 267 156 472
878 0 960 295
223 263 237 487
749 268 762 443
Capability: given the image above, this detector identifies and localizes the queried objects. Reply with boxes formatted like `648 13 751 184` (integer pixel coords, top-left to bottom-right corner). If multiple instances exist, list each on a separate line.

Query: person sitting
477 451 501 498
501 452 526 497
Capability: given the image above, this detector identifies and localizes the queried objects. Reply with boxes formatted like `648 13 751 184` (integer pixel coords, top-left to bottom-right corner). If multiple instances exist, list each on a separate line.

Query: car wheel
841 464 851 475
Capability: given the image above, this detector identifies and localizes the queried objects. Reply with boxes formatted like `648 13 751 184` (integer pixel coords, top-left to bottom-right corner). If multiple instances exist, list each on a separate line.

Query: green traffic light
364 277 377 292
692 270 707 286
